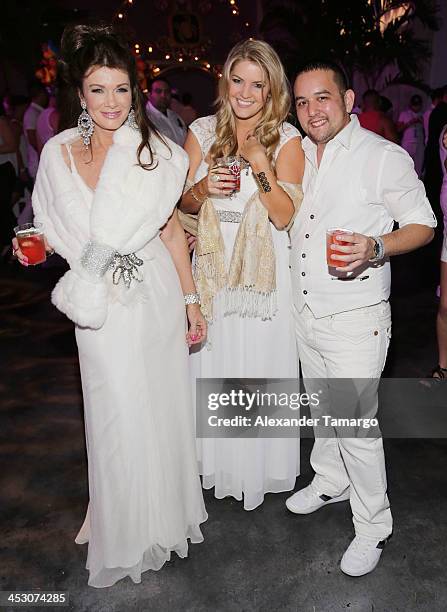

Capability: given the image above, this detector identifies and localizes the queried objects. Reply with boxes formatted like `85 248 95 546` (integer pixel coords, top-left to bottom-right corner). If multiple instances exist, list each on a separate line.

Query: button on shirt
146 101 187 146
290 115 437 318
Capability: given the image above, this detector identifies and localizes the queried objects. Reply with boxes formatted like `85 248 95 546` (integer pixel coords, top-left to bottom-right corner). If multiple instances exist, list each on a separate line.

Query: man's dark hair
295 60 349 94
28 81 47 100
149 77 171 91
362 89 381 110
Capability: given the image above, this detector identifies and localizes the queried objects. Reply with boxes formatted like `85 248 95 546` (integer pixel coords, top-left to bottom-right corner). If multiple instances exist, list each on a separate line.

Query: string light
114 0 247 79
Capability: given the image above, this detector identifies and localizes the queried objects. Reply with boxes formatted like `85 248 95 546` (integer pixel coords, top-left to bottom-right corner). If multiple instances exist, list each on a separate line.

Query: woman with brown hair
180 39 304 510
13 23 207 587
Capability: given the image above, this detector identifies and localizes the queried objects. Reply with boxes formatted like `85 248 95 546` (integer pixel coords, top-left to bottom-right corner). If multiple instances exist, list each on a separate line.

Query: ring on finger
211 173 220 183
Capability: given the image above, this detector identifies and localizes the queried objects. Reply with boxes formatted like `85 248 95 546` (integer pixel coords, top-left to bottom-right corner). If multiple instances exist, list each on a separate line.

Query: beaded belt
80 241 144 289
217 210 243 223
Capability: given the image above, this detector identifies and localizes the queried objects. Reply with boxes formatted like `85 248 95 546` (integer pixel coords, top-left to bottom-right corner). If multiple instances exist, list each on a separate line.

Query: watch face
373 240 380 257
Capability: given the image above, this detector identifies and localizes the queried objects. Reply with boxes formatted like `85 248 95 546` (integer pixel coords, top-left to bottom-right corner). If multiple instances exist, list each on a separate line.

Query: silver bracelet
369 236 385 262
184 292 201 305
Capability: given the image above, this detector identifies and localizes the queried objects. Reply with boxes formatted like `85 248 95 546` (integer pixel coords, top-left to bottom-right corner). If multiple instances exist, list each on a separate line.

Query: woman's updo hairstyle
58 22 167 169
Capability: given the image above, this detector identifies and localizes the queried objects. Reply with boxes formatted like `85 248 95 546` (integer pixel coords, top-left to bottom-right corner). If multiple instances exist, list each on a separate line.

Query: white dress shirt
23 101 44 178
290 115 436 318
146 101 187 146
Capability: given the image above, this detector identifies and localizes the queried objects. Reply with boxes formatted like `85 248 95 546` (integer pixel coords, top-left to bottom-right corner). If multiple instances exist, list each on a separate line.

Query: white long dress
189 115 300 511
61 143 207 587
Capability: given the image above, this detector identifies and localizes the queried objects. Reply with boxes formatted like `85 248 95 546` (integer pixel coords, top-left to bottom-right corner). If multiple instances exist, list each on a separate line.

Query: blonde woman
179 39 305 510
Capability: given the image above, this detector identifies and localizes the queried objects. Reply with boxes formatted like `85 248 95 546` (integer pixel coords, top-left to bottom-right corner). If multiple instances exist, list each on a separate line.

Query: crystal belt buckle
110 252 144 288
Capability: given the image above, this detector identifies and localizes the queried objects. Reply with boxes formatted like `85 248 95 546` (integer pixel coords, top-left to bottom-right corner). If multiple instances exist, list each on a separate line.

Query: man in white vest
287 60 436 576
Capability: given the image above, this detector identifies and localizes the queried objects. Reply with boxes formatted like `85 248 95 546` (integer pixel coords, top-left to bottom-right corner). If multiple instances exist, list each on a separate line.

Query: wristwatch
369 236 385 262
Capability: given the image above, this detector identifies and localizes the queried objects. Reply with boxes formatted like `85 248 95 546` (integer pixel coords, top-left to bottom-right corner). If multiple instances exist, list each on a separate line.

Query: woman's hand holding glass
205 165 238 197
11 234 54 267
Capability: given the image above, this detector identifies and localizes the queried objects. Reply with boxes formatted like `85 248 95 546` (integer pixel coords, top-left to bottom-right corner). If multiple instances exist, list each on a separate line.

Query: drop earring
125 106 138 130
77 99 94 147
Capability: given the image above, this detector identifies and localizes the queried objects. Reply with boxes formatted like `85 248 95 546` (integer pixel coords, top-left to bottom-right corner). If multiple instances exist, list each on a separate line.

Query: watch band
369 236 385 262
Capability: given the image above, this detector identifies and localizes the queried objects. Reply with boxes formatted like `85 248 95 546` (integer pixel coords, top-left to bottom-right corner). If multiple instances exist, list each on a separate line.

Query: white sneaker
285 484 350 514
340 535 389 577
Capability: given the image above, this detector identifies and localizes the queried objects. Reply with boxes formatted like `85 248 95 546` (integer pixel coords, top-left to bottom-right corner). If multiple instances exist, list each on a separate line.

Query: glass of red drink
216 156 241 195
326 228 353 268
14 222 47 265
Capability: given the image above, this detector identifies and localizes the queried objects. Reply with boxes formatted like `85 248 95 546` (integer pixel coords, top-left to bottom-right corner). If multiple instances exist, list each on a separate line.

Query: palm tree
260 0 440 89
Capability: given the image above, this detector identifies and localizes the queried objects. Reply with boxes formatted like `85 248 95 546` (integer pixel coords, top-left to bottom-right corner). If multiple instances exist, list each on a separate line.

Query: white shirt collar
302 114 359 156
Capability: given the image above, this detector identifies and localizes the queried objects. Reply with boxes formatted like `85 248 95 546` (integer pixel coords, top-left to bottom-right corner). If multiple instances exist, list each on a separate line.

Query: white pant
293 301 393 540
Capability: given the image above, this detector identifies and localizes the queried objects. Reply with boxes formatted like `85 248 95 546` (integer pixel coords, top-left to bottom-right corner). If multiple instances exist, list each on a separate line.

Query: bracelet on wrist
190 184 205 204
254 171 272 194
368 236 385 262
184 292 201 306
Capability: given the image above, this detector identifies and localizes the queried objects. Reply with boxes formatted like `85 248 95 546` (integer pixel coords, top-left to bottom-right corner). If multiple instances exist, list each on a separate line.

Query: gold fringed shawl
180 180 303 321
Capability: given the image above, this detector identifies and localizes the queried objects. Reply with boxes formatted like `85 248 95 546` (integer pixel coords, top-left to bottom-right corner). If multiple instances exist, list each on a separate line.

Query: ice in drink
14 223 46 265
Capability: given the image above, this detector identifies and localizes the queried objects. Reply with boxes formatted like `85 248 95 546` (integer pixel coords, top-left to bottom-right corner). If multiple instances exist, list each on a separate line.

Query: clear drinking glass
215 156 242 194
14 222 47 265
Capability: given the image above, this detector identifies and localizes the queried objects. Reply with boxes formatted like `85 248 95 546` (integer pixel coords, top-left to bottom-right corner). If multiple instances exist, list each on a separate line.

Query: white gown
65 146 207 588
189 116 300 511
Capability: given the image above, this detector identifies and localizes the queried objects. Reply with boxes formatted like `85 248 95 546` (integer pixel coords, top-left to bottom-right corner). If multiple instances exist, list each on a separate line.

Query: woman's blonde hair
209 39 291 164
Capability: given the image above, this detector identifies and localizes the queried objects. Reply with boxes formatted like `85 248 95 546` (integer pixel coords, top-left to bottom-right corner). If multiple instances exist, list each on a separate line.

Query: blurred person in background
36 92 60 152
23 81 48 180
424 85 447 222
397 94 425 177
431 127 447 380
146 77 186 145
0 103 18 256
359 89 398 143
423 88 442 146
179 93 198 127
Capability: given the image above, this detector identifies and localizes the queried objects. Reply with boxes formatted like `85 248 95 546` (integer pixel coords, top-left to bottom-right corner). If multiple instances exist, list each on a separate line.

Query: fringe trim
224 287 277 320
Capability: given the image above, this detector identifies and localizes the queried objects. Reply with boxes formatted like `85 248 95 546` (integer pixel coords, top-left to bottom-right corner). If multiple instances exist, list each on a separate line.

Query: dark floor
1 242 446 612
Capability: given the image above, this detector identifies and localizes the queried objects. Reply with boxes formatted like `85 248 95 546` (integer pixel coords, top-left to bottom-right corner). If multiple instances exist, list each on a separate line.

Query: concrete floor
1 244 446 611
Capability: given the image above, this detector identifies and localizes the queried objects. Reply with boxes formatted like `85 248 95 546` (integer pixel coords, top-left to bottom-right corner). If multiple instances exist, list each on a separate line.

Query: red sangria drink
216 156 241 194
14 223 47 265
326 228 353 268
